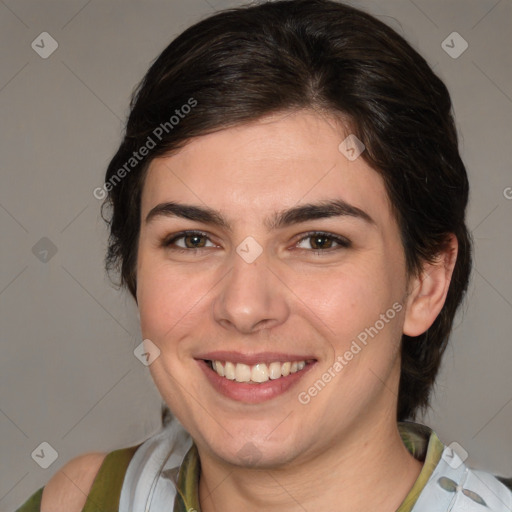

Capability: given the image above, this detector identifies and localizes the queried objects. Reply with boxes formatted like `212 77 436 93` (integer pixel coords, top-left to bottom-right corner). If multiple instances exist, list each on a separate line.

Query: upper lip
195 351 316 366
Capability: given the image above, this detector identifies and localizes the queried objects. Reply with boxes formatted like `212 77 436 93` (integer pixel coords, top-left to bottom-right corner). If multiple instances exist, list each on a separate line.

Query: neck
197 415 423 512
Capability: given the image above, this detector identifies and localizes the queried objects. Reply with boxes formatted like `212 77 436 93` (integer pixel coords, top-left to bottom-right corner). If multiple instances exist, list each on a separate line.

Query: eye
162 231 217 251
295 231 351 253
160 230 350 255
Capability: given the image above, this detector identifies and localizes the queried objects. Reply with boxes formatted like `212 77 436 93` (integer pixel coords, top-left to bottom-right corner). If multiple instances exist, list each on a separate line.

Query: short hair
103 0 472 421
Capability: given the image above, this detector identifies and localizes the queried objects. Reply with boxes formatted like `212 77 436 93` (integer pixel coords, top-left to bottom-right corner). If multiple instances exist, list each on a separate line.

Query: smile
197 352 317 403
207 360 308 383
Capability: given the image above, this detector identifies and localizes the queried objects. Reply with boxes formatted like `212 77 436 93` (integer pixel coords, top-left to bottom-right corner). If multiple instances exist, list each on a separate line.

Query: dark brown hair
103 0 472 421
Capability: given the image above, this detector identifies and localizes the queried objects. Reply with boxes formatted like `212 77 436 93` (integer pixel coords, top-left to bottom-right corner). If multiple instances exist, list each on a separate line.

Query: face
136 110 410 468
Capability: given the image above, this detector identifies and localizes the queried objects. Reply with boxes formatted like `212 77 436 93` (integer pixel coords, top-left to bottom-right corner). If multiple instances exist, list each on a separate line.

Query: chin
220 442 297 469
196 427 305 470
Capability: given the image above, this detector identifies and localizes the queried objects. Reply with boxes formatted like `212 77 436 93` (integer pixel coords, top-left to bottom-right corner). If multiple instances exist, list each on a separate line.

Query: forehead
141 110 393 228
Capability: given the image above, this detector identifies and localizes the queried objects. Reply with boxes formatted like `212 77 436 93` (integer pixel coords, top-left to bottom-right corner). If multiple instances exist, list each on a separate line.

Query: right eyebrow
145 202 232 230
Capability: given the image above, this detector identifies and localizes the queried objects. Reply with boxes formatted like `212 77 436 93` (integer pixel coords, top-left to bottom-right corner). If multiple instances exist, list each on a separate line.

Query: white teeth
213 361 225 377
268 361 282 380
251 363 269 383
235 363 251 382
210 360 308 383
224 361 236 380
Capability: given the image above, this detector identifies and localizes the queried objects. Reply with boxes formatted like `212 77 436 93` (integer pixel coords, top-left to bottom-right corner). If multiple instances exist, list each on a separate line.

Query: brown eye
182 233 207 248
296 232 351 252
310 234 334 250
163 231 216 250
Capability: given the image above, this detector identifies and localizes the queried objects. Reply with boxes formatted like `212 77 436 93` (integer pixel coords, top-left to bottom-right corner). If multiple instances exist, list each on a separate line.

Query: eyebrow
145 198 375 231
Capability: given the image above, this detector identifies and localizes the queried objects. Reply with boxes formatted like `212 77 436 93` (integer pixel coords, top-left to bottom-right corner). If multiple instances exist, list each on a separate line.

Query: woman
16 0 512 510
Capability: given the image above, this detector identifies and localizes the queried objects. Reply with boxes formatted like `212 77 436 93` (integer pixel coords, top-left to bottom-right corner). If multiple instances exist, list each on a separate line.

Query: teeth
251 363 269 383
210 360 308 383
213 361 225 377
268 361 282 380
235 363 251 382
224 361 236 380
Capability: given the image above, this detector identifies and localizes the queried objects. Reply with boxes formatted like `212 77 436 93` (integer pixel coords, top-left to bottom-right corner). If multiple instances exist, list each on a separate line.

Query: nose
212 249 290 335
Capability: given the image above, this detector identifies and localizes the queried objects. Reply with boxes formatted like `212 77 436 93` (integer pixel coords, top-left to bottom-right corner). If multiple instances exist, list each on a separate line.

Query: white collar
119 417 512 512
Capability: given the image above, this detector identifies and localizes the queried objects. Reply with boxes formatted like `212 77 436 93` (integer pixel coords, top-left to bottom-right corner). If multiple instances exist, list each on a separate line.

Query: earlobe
403 235 458 337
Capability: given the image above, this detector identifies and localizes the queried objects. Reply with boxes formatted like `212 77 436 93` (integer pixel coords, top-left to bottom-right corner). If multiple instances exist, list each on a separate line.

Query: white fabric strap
119 416 192 512
412 445 512 511
120 420 511 512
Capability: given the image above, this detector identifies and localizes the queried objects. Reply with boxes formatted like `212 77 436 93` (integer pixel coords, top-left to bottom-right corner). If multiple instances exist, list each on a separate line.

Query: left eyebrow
145 198 375 231
267 199 375 230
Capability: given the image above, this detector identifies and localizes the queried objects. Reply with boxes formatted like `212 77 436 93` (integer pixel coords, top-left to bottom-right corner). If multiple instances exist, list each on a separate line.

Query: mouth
206 359 311 383
196 354 317 403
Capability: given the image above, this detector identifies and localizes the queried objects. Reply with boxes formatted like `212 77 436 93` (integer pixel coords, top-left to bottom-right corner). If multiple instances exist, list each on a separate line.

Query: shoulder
40 452 106 512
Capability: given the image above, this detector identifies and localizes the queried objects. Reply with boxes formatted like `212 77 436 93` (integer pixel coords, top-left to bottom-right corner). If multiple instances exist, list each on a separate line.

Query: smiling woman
15 1 511 512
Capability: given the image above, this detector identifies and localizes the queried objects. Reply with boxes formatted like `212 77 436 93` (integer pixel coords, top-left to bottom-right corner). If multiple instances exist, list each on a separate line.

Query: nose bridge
213 244 288 334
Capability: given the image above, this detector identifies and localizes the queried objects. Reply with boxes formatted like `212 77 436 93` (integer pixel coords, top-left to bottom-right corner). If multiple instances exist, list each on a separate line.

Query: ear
403 234 458 337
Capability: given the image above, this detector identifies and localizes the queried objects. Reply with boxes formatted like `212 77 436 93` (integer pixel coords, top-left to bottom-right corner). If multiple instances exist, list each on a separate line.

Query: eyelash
161 230 351 255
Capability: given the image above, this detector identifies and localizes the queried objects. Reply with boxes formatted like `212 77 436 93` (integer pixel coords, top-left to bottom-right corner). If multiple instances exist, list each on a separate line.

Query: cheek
291 262 399 340
136 257 205 342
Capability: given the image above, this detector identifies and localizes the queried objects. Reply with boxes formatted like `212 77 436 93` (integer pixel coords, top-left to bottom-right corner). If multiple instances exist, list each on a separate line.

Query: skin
134 109 457 512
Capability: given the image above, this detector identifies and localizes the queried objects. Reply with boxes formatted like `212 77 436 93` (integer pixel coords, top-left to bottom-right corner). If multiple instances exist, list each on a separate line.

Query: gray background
1 0 511 510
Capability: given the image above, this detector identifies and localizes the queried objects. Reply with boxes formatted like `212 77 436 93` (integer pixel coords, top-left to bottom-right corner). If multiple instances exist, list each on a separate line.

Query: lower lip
198 360 316 404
